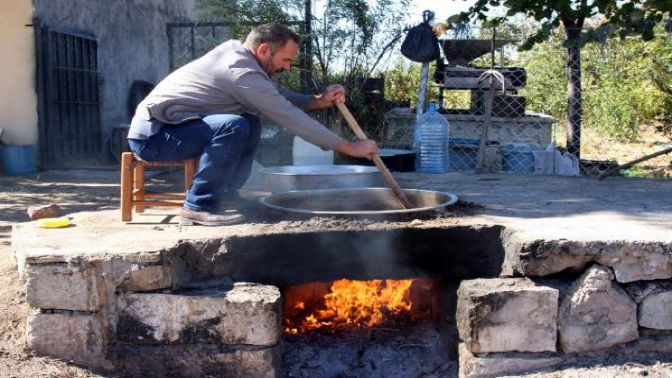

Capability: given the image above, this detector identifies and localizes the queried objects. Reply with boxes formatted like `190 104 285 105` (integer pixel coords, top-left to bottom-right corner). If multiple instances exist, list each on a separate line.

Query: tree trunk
565 28 582 159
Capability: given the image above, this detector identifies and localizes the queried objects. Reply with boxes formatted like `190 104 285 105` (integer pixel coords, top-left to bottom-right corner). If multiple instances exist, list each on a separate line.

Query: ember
284 278 436 334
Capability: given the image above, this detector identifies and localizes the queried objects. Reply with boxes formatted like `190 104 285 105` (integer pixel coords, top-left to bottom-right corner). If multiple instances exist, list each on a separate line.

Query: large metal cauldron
260 165 383 193
260 188 458 217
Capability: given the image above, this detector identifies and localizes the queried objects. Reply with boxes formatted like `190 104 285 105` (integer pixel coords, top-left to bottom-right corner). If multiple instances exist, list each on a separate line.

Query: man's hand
334 140 379 159
309 84 345 110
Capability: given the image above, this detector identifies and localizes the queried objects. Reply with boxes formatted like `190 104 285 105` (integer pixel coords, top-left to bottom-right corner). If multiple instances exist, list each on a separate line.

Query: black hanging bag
400 10 440 63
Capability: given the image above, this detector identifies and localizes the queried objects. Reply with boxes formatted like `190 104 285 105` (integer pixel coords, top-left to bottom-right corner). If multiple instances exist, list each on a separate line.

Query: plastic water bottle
414 102 449 173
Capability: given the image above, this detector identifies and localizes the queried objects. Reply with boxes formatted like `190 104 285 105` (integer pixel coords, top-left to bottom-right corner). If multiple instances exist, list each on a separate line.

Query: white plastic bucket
292 136 334 166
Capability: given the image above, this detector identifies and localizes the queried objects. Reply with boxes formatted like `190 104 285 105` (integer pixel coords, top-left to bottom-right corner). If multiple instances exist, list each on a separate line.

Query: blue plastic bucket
1 145 37 176
449 138 479 171
501 144 539 173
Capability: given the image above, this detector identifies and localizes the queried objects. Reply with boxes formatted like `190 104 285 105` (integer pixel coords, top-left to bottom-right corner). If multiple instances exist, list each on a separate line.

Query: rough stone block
122 265 172 292
27 204 62 220
626 332 672 354
27 312 104 369
559 265 638 353
510 239 672 283
639 291 672 330
107 344 280 378
599 243 672 283
26 263 103 311
458 343 562 378
456 278 558 353
117 282 280 346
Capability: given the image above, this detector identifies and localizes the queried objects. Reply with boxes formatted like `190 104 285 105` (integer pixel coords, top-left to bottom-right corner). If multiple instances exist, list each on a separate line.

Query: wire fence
165 22 672 178
344 34 671 178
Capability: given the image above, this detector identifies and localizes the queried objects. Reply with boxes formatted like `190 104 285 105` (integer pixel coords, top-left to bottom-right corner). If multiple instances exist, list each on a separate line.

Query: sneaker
178 207 245 226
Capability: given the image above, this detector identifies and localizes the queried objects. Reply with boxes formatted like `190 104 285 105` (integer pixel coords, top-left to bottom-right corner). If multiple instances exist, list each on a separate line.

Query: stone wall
32 0 197 153
24 253 281 377
457 264 672 377
19 227 672 377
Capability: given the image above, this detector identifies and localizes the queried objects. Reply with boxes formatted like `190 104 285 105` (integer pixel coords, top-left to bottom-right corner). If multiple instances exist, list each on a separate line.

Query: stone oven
12 173 672 377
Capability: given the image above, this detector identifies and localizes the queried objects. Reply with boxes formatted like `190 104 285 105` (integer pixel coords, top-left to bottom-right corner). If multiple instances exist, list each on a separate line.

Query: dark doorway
35 25 101 167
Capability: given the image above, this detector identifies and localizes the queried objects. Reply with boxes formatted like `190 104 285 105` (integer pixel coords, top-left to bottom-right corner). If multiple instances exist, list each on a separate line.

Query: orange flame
284 278 434 334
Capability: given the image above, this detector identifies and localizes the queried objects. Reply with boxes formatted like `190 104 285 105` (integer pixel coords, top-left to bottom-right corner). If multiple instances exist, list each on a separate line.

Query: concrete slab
12 173 671 269
398 172 672 242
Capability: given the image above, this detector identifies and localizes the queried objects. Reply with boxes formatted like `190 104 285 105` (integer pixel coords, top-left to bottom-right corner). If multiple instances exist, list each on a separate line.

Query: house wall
0 0 38 145
32 0 197 153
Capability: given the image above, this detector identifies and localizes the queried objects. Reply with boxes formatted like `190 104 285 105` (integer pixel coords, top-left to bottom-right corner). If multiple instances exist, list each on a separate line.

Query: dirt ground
0 169 120 378
1 168 672 377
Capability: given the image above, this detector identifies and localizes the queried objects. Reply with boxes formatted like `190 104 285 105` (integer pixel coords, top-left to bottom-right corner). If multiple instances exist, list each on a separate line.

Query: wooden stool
120 152 199 221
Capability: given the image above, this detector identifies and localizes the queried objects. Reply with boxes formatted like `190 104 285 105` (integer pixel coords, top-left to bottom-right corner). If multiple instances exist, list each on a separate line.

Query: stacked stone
458 239 672 378
23 256 282 378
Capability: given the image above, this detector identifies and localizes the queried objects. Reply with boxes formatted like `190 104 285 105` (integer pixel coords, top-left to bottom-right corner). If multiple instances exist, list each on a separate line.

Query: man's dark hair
244 23 300 52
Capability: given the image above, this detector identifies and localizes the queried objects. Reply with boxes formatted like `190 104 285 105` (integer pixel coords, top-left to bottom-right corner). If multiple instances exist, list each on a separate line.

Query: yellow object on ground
37 217 71 228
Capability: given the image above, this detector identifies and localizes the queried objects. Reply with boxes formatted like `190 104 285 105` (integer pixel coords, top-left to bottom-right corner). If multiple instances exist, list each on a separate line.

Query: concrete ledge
117 283 281 346
512 240 672 282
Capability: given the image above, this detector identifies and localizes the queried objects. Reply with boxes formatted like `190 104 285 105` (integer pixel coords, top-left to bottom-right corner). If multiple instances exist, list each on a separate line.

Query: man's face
259 40 299 79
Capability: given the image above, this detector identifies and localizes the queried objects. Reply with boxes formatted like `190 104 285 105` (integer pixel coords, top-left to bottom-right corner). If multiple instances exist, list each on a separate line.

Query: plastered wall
32 0 197 152
0 0 38 145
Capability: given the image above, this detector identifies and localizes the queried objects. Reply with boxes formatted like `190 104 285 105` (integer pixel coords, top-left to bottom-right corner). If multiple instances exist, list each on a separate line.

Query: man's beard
262 54 285 79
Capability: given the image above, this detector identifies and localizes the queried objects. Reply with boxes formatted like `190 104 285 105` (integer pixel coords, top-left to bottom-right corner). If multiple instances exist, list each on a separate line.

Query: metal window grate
36 26 101 167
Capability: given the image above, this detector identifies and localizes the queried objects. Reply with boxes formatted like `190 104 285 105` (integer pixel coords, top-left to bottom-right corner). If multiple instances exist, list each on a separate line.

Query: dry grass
554 125 672 177
0 171 117 378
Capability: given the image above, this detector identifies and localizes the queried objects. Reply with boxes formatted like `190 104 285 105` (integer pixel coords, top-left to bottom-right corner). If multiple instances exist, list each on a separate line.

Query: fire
284 278 434 334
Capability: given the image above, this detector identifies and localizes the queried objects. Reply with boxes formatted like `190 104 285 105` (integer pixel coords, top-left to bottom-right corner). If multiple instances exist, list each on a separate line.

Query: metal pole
416 62 429 123
303 0 313 92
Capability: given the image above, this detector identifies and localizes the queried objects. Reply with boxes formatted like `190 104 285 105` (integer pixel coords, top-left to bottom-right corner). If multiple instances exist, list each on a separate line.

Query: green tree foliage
311 0 410 86
197 0 303 35
384 59 470 109
310 0 411 139
195 0 306 90
195 0 410 138
385 21 672 142
517 26 672 141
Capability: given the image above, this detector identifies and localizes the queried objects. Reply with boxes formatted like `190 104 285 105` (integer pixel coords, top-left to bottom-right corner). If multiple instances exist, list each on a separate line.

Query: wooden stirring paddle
335 102 412 209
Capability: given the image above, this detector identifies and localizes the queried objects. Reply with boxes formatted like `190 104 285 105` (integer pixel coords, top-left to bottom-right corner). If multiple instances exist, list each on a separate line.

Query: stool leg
184 158 197 193
134 162 146 213
120 152 133 222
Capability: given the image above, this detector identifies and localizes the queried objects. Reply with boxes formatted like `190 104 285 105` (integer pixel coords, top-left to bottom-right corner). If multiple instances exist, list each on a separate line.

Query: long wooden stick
335 102 412 209
598 146 672 180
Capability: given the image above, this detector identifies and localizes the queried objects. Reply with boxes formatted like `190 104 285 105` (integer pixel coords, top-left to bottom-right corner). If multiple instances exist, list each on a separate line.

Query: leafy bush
518 27 671 142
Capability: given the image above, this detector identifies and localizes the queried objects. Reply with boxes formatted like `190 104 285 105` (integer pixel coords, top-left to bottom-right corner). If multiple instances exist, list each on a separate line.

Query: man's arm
232 73 378 158
308 84 345 110
279 84 345 111
334 139 379 159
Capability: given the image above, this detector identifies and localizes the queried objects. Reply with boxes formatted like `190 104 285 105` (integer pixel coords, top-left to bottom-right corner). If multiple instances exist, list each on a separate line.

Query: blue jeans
128 114 261 212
